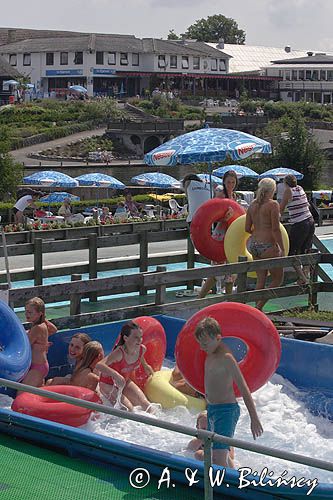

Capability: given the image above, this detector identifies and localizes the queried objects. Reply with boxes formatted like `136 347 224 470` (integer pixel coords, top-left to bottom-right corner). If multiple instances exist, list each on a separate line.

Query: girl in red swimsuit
97 321 154 412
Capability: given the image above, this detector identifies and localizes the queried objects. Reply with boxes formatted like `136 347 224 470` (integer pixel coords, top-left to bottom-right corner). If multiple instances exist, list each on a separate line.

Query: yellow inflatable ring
144 370 206 411
224 214 289 278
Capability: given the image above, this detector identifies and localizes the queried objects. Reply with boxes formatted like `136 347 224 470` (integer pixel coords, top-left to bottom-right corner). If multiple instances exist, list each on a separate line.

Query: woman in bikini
23 297 57 387
96 321 155 412
245 178 285 310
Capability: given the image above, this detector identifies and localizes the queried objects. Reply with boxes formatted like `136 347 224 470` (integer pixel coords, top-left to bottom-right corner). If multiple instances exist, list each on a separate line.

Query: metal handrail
0 378 332 500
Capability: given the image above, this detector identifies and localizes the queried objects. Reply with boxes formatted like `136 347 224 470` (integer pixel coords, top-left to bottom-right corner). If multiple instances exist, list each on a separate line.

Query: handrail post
70 274 82 316
203 437 213 500
88 233 98 302
139 231 148 295
187 233 195 290
237 256 248 293
155 265 166 305
34 238 43 286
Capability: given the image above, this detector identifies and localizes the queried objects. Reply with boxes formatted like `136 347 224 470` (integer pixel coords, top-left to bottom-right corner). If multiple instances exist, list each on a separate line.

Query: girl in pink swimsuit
97 321 154 412
22 297 57 388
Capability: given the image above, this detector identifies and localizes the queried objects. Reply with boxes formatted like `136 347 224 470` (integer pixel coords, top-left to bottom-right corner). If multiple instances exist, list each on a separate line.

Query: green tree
167 29 181 40
269 112 324 189
0 128 23 199
184 14 246 44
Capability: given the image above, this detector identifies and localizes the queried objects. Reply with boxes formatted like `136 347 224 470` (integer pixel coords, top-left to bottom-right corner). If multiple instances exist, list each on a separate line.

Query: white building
0 32 230 97
265 53 333 104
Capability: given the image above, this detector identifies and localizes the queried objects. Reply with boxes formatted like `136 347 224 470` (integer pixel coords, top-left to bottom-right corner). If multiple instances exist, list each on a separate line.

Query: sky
1 0 332 52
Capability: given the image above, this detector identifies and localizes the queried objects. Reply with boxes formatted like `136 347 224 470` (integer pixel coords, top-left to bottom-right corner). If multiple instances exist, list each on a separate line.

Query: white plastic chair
168 199 187 216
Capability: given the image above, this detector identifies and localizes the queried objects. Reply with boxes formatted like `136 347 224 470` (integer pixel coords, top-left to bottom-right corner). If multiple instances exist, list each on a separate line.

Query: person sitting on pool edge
187 410 235 463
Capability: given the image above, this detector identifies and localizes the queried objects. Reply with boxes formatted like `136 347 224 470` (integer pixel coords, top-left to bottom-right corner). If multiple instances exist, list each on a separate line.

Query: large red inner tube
175 303 281 397
11 385 101 427
115 316 166 389
190 198 245 262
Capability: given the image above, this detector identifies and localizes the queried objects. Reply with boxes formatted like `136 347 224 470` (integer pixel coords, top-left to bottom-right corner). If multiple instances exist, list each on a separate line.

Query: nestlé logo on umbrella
152 149 176 166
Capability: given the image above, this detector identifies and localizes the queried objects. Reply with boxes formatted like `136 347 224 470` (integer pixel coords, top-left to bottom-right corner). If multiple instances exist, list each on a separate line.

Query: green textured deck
0 434 207 500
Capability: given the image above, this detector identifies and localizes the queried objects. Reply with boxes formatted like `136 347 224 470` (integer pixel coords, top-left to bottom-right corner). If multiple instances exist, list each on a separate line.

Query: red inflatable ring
190 198 245 262
127 316 166 389
175 302 281 397
11 385 101 427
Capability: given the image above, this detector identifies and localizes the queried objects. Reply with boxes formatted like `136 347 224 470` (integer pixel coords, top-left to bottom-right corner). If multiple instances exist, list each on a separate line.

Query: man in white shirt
13 191 41 223
182 174 211 223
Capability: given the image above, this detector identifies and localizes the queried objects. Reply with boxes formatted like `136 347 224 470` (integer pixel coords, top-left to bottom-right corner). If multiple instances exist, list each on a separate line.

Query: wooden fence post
308 251 319 311
237 256 248 293
70 274 82 316
187 234 195 290
34 238 43 286
139 231 148 296
88 233 98 302
155 265 166 305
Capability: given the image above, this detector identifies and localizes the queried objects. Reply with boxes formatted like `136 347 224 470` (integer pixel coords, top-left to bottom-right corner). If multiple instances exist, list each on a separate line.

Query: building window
285 70 291 80
158 55 166 68
298 70 304 80
292 70 298 80
46 52 54 65
132 53 139 66
96 51 104 65
312 70 319 81
74 51 83 64
9 54 17 66
108 52 116 65
320 70 326 81
60 52 68 65
193 57 200 70
219 59 226 71
170 55 177 68
182 56 189 69
23 53 31 66
120 53 128 65
211 59 217 71
328 71 333 81
305 70 312 80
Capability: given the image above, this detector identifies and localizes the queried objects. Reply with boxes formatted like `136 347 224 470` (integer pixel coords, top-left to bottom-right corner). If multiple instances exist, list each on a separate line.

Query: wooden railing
3 252 333 329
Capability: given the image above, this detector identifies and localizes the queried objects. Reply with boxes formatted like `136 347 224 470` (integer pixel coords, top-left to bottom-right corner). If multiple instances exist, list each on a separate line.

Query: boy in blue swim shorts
195 317 263 468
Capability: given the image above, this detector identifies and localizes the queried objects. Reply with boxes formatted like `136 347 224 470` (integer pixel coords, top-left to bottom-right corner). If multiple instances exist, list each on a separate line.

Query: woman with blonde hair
245 178 285 310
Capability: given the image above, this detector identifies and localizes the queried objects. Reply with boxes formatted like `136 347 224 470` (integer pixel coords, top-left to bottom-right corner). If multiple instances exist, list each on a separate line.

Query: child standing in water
97 321 154 412
194 317 263 468
23 297 57 387
70 341 104 391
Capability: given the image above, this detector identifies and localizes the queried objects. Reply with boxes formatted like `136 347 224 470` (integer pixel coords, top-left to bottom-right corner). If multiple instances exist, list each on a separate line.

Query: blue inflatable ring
0 301 31 381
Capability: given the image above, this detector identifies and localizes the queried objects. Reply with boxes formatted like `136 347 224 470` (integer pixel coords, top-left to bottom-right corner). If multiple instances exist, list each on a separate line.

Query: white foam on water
1 372 332 485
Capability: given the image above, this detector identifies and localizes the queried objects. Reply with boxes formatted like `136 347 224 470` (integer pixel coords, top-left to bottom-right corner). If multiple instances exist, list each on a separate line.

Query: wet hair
71 332 92 345
25 297 45 325
196 410 208 430
284 174 297 188
222 170 238 199
182 173 201 189
255 178 276 206
73 341 103 374
194 317 221 341
115 321 141 347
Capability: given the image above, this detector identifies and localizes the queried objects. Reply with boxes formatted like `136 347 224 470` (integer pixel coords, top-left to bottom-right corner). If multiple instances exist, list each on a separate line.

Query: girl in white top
182 174 211 223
